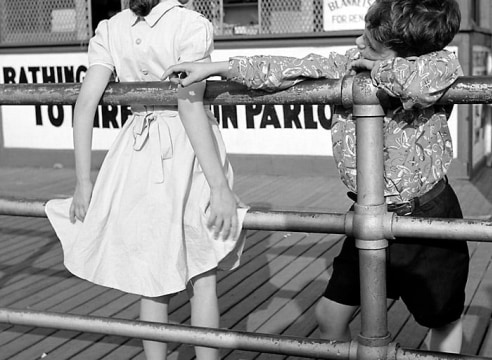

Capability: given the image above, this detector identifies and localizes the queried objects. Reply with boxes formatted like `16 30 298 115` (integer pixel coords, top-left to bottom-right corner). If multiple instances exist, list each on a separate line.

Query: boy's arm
163 51 356 91
227 52 353 91
371 50 462 109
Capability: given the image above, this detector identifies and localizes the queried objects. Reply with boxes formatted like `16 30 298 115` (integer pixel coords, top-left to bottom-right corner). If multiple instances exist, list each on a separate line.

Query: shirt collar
130 0 183 27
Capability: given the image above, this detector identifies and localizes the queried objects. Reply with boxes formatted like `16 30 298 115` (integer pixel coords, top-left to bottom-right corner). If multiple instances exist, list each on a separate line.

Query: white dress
45 2 247 297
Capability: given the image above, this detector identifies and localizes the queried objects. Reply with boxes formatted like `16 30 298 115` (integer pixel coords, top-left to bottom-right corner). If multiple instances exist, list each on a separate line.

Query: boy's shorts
324 182 469 329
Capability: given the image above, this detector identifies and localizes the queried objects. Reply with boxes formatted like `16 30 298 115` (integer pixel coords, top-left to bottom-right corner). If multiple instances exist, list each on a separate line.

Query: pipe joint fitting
353 203 387 242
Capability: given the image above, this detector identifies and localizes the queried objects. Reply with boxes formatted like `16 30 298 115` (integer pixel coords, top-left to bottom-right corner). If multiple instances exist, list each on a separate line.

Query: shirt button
136 38 142 45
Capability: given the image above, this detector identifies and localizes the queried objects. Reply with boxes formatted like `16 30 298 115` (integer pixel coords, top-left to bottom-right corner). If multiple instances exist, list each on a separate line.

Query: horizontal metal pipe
0 197 349 234
0 198 491 241
391 215 492 242
0 197 47 217
440 76 492 104
397 347 492 360
1 309 490 360
243 209 348 233
0 79 343 106
0 308 355 359
0 76 492 107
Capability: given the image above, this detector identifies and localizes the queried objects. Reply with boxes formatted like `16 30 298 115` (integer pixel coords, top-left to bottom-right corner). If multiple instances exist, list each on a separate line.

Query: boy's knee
315 297 332 325
315 297 354 341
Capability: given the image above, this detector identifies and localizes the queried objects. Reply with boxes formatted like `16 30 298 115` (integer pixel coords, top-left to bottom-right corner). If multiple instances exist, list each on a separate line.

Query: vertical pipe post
258 0 262 34
352 73 391 360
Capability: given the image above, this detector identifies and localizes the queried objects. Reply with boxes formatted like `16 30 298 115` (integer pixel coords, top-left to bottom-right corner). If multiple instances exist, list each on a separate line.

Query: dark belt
346 178 447 216
387 178 447 215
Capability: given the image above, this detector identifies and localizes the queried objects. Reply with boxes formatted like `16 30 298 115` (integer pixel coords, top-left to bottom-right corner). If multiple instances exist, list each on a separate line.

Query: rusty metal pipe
0 79 344 106
1 76 492 106
0 308 355 359
396 347 492 360
352 74 391 358
0 197 491 241
390 215 492 242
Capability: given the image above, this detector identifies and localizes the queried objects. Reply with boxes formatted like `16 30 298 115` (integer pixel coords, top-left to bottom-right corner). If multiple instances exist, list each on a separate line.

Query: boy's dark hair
129 0 160 17
365 0 461 57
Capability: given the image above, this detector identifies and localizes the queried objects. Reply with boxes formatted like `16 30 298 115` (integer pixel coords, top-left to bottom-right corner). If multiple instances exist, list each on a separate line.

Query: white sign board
0 45 459 159
323 0 374 32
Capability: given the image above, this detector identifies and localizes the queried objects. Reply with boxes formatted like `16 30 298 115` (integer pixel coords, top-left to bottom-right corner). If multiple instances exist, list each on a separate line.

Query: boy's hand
207 186 238 240
70 180 93 223
162 62 211 87
349 59 377 72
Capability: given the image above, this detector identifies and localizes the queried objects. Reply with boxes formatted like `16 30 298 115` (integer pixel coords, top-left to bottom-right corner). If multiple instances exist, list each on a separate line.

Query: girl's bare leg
140 295 171 360
188 269 220 360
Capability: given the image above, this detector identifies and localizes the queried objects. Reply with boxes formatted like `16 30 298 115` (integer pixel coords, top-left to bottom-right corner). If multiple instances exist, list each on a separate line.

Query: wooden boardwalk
0 166 491 359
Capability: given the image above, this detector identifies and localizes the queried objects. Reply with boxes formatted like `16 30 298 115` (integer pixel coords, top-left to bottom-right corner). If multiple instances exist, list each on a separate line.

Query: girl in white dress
45 1 247 359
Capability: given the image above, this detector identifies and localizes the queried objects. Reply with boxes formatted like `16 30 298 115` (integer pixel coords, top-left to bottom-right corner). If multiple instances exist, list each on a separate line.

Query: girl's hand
349 59 377 72
207 186 238 240
162 62 211 87
69 180 93 223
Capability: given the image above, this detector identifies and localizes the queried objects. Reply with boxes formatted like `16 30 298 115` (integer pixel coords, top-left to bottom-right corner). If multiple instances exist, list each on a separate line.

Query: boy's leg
396 184 468 354
315 296 357 341
140 295 171 360
189 269 220 360
428 318 463 353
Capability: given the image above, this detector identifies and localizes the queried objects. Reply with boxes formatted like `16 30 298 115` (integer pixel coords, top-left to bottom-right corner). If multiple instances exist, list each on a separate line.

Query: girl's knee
188 269 218 297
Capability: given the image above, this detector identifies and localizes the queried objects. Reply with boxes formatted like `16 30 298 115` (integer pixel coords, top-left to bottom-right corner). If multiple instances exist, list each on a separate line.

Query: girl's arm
70 65 113 223
371 50 462 109
177 81 238 239
162 61 229 87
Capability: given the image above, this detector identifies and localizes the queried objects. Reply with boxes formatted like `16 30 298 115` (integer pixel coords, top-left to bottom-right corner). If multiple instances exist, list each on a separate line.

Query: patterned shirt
227 49 462 203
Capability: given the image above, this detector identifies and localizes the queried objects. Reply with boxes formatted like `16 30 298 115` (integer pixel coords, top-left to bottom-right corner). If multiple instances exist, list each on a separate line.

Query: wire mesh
190 0 324 36
0 0 91 46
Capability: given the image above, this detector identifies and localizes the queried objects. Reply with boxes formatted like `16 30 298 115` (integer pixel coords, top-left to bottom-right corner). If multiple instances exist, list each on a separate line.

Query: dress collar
130 0 183 27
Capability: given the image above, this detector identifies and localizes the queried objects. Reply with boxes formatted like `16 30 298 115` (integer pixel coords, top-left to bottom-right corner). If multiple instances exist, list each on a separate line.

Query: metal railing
0 74 491 360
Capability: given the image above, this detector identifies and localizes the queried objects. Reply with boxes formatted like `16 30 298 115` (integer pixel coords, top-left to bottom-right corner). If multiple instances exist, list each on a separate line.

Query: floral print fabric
227 49 462 203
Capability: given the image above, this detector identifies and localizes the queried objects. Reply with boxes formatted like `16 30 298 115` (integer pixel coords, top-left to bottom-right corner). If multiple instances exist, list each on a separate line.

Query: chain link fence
0 0 91 46
190 0 324 36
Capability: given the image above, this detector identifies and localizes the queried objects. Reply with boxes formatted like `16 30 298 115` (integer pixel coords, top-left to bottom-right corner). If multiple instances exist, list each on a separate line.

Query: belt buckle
387 201 415 216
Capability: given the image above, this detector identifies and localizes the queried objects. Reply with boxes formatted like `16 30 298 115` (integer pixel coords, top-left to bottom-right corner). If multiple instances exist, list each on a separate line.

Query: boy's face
356 28 397 61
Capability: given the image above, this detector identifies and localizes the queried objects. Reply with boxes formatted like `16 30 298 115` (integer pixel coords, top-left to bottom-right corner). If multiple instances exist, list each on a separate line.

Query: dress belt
346 178 448 216
132 111 175 184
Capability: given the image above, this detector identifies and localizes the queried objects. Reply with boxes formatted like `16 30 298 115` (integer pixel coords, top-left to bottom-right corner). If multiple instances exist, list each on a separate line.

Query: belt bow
133 111 174 183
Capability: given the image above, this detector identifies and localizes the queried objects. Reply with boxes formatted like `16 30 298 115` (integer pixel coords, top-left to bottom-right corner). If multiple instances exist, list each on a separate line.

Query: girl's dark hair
365 0 461 57
129 0 160 17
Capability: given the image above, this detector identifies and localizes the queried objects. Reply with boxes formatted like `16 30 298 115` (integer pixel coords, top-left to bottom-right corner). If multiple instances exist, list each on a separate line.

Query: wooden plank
33 231 285 359
479 319 492 357
462 242 492 354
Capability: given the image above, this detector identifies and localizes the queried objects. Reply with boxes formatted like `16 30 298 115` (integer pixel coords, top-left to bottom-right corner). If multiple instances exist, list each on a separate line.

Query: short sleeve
177 14 213 63
88 20 115 71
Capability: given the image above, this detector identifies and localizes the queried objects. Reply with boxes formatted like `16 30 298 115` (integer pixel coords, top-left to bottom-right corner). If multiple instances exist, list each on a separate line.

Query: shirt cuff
227 57 242 81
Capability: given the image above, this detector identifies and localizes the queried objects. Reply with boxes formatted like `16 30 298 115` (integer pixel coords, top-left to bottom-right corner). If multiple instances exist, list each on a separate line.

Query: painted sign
0 45 459 158
0 53 129 150
323 0 374 32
